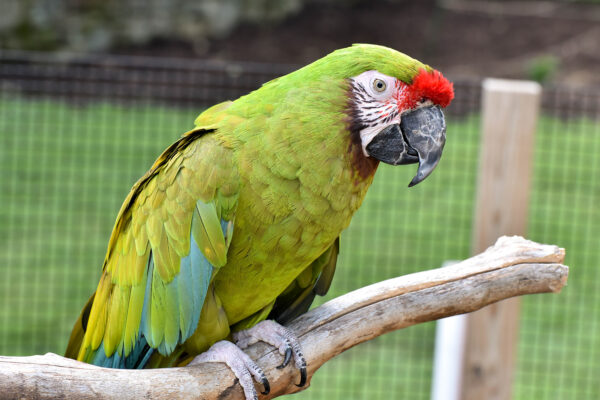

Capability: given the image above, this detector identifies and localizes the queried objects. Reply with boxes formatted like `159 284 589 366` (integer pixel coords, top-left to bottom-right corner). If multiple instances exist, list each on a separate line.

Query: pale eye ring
372 78 387 93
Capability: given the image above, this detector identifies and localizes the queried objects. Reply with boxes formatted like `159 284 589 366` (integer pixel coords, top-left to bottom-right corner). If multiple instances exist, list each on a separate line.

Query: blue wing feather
91 227 216 368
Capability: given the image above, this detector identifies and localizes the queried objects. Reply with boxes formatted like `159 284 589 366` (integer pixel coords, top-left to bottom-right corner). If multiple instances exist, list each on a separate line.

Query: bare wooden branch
0 236 567 400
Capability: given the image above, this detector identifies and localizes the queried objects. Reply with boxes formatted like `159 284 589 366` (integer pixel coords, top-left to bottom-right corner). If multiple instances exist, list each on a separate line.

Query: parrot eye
372 79 387 93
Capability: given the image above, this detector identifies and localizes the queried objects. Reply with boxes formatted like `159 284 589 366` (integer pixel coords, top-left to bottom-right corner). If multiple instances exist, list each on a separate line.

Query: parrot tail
65 292 156 369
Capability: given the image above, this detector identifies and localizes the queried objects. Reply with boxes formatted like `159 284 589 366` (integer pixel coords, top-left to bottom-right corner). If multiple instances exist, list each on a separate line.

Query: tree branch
0 236 567 400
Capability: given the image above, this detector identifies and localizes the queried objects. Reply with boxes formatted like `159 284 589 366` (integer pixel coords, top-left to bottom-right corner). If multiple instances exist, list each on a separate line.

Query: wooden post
460 79 541 400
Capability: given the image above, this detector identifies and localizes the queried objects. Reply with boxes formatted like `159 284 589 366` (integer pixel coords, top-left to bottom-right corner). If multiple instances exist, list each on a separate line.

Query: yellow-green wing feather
66 126 240 368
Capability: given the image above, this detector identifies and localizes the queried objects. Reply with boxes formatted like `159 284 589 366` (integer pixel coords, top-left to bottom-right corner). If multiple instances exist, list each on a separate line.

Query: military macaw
65 44 453 399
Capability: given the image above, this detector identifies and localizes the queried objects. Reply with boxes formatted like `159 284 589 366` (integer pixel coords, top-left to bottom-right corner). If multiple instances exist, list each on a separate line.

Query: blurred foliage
0 0 346 52
1 0 599 54
526 55 559 84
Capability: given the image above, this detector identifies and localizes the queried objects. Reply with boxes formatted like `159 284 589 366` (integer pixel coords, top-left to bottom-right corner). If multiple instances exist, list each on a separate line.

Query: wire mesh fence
0 50 598 399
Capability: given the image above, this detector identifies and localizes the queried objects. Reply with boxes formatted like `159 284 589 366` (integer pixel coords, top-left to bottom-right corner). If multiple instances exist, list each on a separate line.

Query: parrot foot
233 320 307 388
189 340 269 400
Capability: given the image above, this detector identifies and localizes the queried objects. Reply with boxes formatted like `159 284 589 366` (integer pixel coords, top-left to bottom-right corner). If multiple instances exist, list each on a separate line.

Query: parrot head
289 44 454 186
348 67 453 186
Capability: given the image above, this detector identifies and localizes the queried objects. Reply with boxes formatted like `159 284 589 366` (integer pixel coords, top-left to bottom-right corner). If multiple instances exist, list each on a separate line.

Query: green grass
1 96 599 399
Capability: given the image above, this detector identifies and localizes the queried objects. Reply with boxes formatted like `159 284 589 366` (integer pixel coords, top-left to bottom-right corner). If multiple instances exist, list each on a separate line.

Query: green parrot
65 44 453 399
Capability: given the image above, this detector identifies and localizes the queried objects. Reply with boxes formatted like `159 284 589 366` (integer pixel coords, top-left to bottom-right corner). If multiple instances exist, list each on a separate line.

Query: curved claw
277 347 292 369
260 377 270 395
296 365 307 387
233 320 308 394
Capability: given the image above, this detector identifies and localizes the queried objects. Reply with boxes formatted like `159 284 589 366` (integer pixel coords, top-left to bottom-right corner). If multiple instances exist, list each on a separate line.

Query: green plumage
65 44 432 368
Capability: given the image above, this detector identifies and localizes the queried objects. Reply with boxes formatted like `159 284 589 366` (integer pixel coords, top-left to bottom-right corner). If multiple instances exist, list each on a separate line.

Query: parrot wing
267 237 339 325
66 123 239 369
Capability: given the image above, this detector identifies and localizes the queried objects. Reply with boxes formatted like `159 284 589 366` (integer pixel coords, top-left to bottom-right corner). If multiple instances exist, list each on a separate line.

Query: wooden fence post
460 79 541 400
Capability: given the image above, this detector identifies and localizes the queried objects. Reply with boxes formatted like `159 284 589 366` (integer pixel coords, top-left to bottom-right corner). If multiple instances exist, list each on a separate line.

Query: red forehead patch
409 69 454 108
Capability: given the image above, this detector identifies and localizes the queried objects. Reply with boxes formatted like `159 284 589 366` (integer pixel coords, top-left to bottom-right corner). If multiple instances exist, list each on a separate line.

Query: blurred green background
2 0 600 399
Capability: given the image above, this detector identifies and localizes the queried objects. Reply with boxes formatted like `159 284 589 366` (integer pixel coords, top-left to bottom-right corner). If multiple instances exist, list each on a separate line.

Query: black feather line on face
348 81 399 128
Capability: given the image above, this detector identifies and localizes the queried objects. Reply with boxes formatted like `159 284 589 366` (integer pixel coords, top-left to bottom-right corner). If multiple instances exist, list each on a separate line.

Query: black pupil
377 81 384 88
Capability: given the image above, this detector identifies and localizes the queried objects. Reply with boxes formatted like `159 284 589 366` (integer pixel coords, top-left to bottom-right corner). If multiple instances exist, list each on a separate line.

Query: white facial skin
349 70 432 156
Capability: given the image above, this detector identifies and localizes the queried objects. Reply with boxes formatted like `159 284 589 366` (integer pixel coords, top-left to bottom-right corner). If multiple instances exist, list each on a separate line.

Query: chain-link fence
0 50 598 399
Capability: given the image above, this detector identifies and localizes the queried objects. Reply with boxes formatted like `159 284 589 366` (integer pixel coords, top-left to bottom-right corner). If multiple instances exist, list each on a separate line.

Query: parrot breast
211 80 376 324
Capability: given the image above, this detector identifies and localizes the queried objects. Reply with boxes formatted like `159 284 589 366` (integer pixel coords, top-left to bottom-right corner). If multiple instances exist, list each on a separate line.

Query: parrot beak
365 105 446 187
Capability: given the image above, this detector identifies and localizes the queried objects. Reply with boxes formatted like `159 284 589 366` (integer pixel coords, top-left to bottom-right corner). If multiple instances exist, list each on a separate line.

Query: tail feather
65 292 155 369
